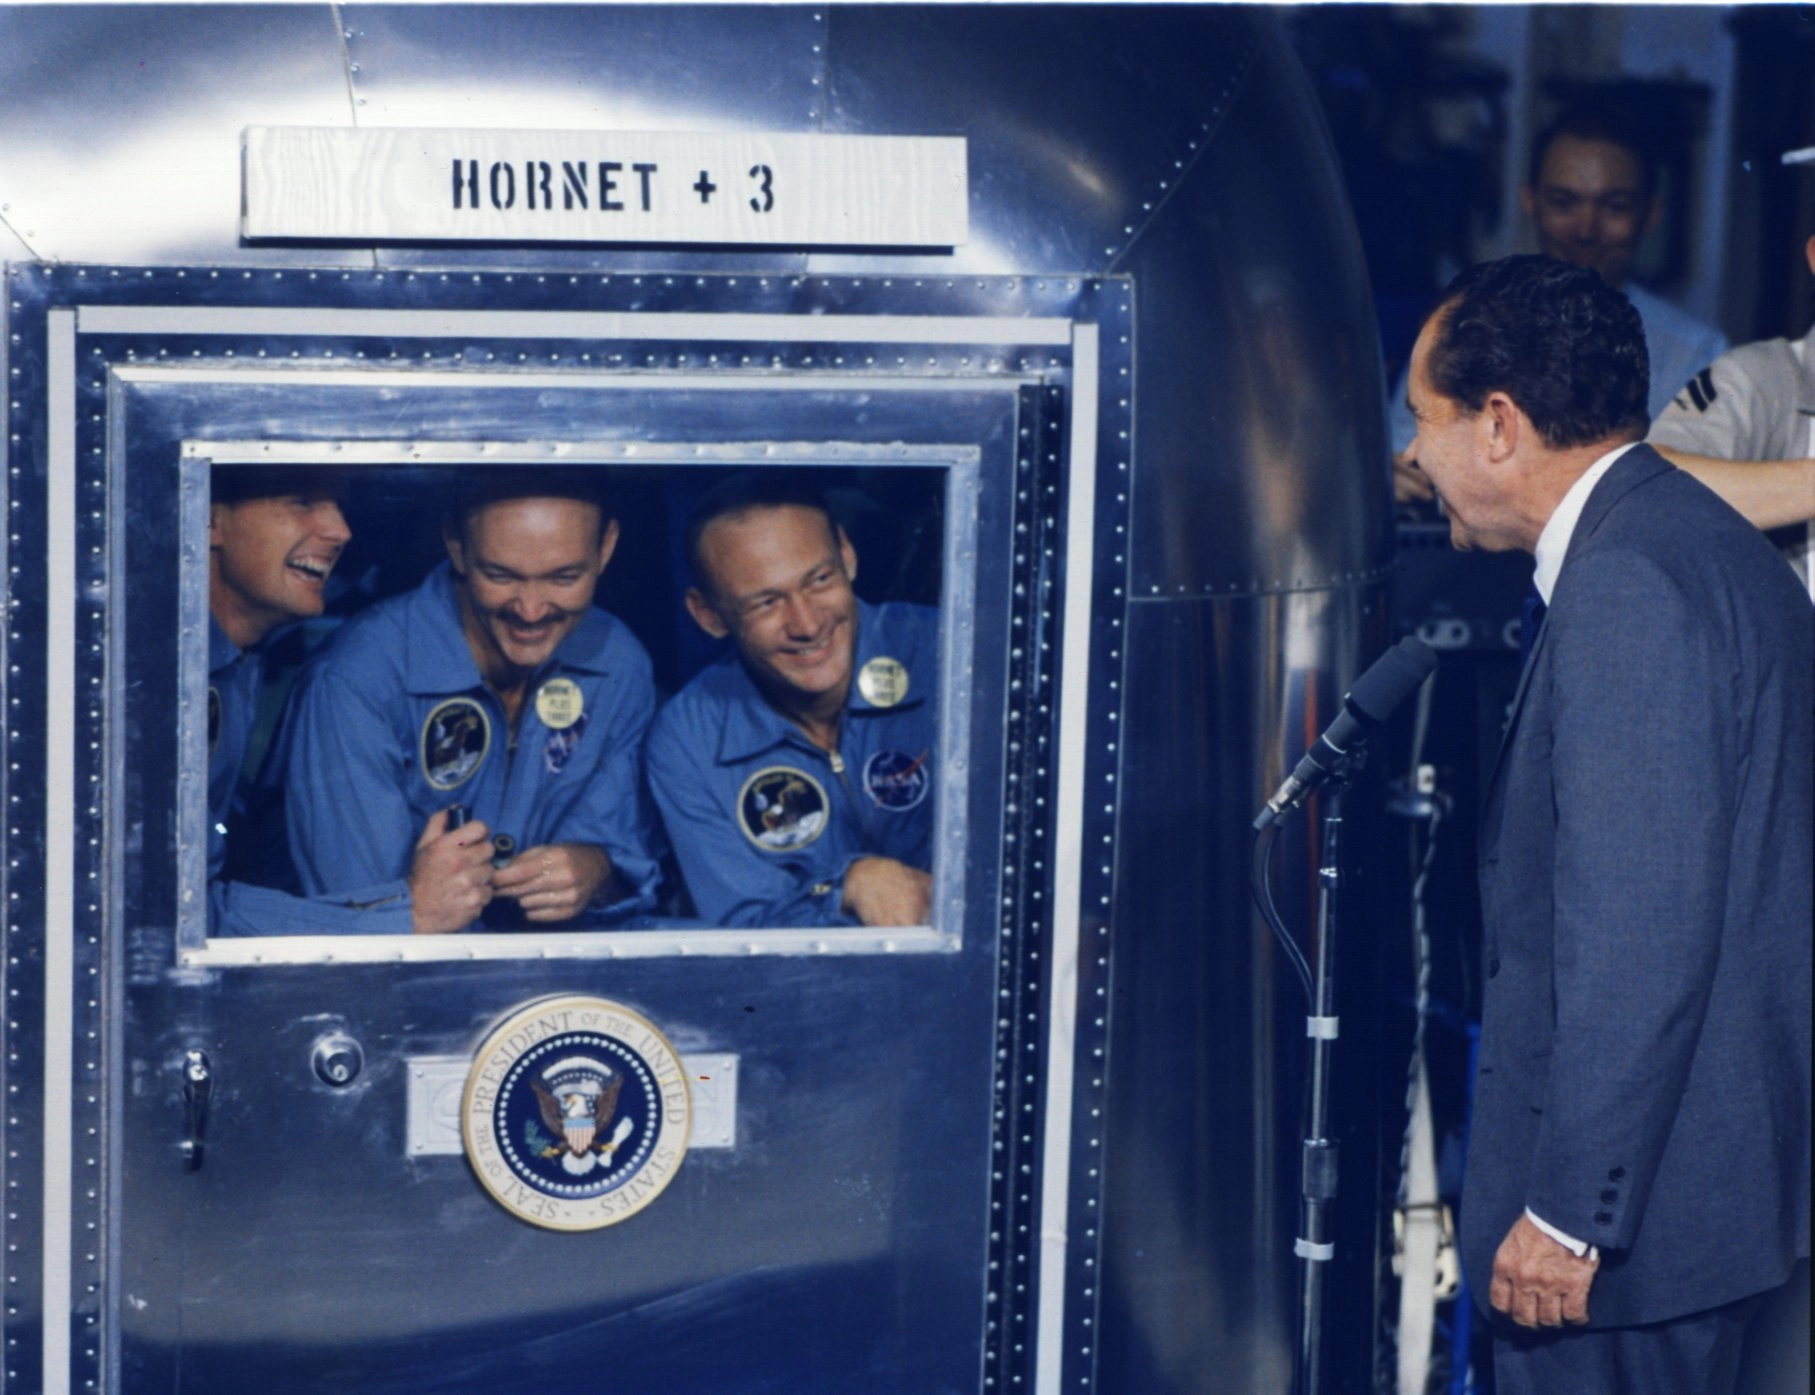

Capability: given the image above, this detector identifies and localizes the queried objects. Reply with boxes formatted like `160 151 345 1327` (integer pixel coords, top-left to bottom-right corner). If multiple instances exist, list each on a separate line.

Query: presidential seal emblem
738 766 829 850
463 996 690 1231
858 656 910 708
421 697 491 791
863 747 931 811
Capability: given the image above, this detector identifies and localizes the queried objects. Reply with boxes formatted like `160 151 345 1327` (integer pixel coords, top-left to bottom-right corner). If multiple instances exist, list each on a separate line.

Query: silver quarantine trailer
0 6 1391 1393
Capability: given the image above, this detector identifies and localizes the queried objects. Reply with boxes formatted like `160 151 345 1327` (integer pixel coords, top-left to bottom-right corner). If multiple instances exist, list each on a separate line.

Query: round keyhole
311 1034 364 1088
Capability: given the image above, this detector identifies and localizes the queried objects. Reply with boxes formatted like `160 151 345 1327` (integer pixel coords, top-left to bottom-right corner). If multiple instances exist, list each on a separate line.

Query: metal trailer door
2 265 1132 1395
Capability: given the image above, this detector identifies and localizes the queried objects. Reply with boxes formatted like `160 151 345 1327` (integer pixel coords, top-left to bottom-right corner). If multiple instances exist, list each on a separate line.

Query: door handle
180 1049 212 1171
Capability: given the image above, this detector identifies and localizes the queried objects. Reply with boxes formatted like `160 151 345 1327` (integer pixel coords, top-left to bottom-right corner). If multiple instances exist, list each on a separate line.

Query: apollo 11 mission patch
420 697 491 791
738 766 829 850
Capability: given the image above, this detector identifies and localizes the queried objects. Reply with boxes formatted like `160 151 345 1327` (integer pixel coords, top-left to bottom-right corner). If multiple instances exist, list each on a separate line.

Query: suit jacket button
1607 1167 1625 1181
1487 957 1501 978
1594 1211 1613 1224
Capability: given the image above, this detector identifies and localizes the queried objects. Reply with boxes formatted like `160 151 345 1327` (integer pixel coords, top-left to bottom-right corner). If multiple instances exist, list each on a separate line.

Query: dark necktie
1519 584 1548 669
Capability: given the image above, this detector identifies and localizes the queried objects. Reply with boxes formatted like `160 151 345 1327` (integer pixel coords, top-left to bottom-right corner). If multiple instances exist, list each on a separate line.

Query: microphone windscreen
1345 636 1439 724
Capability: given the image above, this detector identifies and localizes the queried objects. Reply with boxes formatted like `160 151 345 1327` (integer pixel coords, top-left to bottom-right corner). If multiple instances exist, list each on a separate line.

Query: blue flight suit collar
209 615 243 675
402 560 620 698
715 598 925 765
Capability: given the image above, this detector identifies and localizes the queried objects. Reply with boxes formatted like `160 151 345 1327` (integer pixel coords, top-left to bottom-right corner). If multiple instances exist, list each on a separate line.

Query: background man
1651 223 1815 591
1393 100 1728 502
274 474 662 931
208 468 481 934
1404 255 1810 1392
647 474 936 928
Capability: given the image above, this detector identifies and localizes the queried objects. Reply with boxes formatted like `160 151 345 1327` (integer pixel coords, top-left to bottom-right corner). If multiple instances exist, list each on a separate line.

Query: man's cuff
1525 1207 1598 1261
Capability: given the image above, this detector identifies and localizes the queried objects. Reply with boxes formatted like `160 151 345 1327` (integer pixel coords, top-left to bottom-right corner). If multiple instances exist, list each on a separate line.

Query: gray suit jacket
1462 443 1813 1328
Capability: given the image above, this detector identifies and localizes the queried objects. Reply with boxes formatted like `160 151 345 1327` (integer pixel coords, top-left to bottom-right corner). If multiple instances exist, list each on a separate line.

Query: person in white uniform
1649 226 1815 592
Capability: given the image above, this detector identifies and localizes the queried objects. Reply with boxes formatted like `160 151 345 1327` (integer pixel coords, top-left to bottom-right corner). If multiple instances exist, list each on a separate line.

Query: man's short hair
684 470 840 594
211 465 347 506
1427 255 1650 450
1528 99 1660 200
446 468 613 545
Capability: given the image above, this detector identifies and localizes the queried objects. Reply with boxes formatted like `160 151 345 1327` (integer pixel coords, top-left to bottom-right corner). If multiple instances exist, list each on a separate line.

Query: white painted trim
180 924 953 969
184 439 978 467
119 367 1043 394
41 309 77 1395
1034 323 1100 1394
76 304 1073 346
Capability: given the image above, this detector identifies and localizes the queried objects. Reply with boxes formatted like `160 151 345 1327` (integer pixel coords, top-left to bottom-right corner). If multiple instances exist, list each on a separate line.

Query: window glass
199 459 951 942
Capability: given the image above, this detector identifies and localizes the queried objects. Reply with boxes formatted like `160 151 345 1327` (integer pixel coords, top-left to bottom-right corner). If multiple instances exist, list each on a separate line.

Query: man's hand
842 857 933 927
1394 447 1436 505
1490 1213 1599 1329
409 808 495 935
491 842 612 923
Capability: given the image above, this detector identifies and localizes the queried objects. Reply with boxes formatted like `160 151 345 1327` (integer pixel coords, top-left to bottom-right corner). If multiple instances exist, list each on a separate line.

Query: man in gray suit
1404 254 1811 1393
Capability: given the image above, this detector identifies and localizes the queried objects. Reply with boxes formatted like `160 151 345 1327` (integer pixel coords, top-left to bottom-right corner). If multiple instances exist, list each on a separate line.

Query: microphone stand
1252 749 1363 1395
1296 780 1347 1395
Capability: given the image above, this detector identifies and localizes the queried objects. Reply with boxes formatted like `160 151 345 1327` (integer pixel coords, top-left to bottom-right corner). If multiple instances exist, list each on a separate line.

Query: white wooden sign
242 126 968 247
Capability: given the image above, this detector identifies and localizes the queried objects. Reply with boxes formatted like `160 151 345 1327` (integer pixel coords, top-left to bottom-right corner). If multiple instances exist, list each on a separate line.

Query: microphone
1254 636 1438 828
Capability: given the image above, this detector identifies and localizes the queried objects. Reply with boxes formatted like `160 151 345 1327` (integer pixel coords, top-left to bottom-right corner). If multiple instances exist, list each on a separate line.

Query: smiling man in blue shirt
275 473 662 931
647 474 938 928
207 467 440 935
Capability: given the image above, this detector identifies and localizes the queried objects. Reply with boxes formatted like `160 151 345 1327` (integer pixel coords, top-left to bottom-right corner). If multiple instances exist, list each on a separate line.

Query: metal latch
180 1049 212 1171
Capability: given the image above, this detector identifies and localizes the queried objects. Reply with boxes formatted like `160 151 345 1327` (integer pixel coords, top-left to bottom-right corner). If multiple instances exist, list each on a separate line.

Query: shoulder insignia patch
1683 367 1718 414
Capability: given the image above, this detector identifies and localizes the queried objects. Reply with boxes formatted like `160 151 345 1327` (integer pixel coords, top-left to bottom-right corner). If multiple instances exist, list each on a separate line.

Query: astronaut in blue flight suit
206 470 419 934
275 478 662 931
646 475 938 928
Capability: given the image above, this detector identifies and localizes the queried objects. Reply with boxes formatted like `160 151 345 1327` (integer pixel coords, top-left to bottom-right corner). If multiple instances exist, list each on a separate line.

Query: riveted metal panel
0 222 31 264
342 3 827 274
1097 586 1385 1395
1 263 54 1395
0 5 356 266
0 8 1394 1394
6 261 1133 1395
1119 23 1392 601
340 4 824 132
815 4 1266 279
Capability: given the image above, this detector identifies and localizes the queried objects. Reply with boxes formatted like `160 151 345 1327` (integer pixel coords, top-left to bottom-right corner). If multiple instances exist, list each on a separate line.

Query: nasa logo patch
863 748 931 811
421 697 491 791
738 766 829 851
462 996 691 1232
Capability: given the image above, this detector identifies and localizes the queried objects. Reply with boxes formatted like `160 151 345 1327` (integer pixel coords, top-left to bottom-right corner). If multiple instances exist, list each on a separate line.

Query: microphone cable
1252 818 1314 1007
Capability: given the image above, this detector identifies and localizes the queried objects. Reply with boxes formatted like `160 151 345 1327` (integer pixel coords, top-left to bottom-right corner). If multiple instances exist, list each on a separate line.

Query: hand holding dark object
408 807 496 934
490 841 611 923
